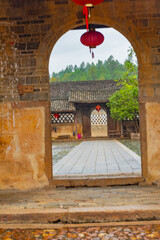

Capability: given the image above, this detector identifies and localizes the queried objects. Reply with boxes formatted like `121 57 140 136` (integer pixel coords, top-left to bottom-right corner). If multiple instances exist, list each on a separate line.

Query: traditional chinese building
50 80 135 140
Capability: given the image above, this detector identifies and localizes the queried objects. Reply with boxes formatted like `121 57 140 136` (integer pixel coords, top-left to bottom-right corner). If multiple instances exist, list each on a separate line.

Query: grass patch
119 139 141 156
52 141 80 165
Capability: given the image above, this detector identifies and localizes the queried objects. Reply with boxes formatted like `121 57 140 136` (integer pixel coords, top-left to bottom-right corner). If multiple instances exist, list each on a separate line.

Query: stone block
19 34 31 38
0 26 5 33
38 15 51 19
9 17 22 21
10 26 24 33
17 77 26 85
21 51 34 55
41 24 51 32
15 43 26 50
22 58 36 67
133 19 148 27
27 42 40 50
26 76 40 84
40 75 49 83
146 102 160 184
20 92 48 101
155 87 160 96
0 102 49 190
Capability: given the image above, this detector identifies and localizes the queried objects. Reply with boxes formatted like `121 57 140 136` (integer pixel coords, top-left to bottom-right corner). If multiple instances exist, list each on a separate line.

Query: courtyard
52 140 141 177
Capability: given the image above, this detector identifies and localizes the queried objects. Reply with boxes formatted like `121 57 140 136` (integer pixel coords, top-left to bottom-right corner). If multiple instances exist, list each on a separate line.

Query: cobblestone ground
0 225 160 239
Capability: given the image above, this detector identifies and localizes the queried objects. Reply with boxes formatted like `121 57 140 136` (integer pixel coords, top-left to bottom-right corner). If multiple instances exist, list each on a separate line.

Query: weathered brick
17 77 26 85
19 34 31 38
155 87 160 96
55 0 68 4
10 26 24 33
17 21 30 25
9 17 22 21
133 19 148 27
15 43 26 50
27 42 40 50
31 20 44 24
40 76 49 83
33 88 40 92
0 26 5 33
26 76 40 84
0 17 8 21
22 58 36 67
38 15 51 19
41 24 51 32
21 51 34 54
20 92 48 101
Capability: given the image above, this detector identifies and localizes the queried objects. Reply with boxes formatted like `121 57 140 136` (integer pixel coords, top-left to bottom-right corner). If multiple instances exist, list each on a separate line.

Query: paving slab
0 185 160 224
53 140 141 176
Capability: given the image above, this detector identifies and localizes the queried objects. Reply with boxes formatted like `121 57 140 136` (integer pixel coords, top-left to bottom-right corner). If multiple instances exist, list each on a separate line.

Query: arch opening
48 23 143 185
91 108 108 137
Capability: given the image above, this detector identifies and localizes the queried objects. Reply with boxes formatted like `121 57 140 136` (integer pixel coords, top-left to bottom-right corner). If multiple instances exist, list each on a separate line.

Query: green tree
49 53 135 82
50 76 59 82
107 48 139 132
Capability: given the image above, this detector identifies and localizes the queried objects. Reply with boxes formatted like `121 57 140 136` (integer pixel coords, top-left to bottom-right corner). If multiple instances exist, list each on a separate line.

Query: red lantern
80 29 104 58
96 105 101 112
72 0 104 30
72 0 104 6
54 113 60 119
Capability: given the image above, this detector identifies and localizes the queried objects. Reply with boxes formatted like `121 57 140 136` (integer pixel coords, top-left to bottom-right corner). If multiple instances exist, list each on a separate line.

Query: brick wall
0 0 160 103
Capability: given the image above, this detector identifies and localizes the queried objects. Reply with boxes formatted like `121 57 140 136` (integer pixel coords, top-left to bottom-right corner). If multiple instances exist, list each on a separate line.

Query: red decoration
96 105 101 112
72 0 104 30
72 0 104 6
80 29 104 58
54 113 60 119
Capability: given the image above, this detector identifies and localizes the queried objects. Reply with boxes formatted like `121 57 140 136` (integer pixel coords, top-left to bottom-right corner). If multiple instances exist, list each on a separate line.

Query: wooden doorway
82 108 91 138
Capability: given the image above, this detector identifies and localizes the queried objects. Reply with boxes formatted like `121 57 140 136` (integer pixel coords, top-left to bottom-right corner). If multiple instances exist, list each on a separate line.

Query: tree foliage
50 56 126 82
107 48 139 132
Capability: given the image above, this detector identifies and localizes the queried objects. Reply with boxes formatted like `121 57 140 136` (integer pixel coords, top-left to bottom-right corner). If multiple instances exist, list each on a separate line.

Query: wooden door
82 108 91 138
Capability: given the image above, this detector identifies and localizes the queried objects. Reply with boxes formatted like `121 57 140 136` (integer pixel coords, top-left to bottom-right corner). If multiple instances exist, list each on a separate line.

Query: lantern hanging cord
83 6 89 30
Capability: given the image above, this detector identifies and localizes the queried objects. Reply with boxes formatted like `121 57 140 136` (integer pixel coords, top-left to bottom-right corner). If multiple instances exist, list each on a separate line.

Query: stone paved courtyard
53 140 141 177
1 186 160 210
0 185 160 234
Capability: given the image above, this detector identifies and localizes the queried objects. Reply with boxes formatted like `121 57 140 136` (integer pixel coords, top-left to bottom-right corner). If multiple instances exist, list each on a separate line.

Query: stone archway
1 0 160 189
38 15 148 184
91 108 108 137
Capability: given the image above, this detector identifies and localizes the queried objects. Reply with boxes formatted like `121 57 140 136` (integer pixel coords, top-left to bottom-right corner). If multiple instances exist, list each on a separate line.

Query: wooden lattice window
91 109 107 125
91 114 107 125
51 113 75 124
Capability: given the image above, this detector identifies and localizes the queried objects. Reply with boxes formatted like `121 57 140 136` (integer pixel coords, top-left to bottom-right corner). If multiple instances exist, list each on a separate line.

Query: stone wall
146 103 160 184
51 123 76 139
0 101 52 190
0 0 160 188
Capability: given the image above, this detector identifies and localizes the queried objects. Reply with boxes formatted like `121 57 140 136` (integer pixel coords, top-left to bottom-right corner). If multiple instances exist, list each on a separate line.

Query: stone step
1 205 160 224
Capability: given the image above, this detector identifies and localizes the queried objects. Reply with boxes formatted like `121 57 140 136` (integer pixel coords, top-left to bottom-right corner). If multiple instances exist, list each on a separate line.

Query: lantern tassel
92 51 94 58
83 6 89 30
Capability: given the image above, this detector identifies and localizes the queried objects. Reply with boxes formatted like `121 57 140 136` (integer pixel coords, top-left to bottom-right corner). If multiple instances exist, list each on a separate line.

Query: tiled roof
50 99 76 112
50 80 118 99
68 89 119 103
